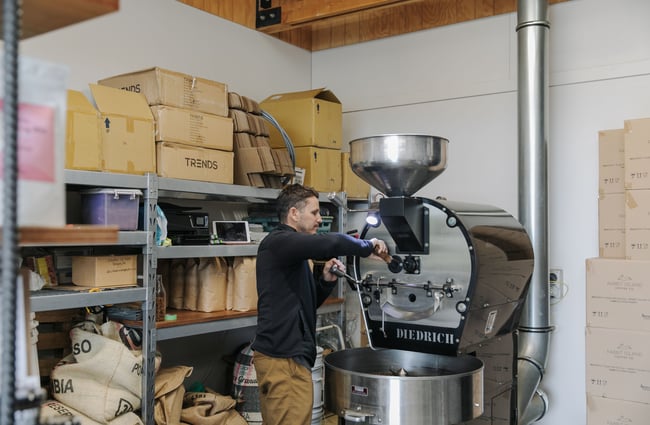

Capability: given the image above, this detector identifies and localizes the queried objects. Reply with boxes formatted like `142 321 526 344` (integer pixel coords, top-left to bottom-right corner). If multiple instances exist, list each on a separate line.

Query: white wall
313 0 650 423
17 0 312 100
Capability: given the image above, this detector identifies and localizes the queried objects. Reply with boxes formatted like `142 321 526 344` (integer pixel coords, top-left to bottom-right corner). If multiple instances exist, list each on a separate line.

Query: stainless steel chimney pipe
516 0 553 423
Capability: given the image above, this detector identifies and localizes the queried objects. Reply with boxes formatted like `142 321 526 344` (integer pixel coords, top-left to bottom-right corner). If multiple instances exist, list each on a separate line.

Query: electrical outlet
549 268 563 299
549 268 563 284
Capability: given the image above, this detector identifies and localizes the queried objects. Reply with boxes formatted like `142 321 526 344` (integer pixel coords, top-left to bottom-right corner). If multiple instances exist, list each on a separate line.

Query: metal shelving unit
30 287 147 312
157 315 258 340
64 169 149 189
158 176 279 202
156 300 344 341
24 171 156 424
156 244 259 259
26 170 349 423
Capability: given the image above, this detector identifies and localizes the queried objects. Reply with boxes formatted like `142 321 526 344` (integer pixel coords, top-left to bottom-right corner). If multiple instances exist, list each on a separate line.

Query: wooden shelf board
8 225 119 245
0 0 119 40
157 297 345 329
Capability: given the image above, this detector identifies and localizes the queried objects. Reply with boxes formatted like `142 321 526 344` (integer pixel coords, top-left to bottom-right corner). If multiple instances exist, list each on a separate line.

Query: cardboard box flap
262 88 340 105
89 84 153 120
272 149 295 176
624 117 650 134
98 67 189 101
67 90 99 114
258 146 276 172
236 147 266 174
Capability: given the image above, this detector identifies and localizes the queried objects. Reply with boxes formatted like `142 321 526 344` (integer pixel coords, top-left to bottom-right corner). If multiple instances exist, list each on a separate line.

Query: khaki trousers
253 351 313 425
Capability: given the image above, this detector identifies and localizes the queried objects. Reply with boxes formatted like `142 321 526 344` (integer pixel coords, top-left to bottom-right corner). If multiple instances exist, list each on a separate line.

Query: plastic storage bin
81 188 142 230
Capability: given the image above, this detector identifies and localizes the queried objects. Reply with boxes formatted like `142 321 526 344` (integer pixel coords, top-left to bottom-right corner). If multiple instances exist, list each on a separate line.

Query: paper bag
169 259 186 309
183 258 199 311
232 257 257 312
197 257 228 312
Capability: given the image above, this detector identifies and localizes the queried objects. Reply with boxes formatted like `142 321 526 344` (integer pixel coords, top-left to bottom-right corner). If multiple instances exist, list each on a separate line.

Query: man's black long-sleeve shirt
252 223 375 367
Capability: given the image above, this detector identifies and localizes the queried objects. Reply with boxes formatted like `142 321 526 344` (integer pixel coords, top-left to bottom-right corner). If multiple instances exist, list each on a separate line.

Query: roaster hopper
324 134 534 425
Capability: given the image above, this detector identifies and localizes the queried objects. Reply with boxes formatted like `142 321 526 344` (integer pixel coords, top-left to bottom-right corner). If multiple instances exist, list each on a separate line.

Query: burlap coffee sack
181 390 247 425
154 365 193 425
50 327 142 423
40 400 143 425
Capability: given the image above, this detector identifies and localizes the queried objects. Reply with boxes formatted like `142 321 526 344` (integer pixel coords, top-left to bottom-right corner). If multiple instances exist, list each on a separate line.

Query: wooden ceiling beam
177 0 570 51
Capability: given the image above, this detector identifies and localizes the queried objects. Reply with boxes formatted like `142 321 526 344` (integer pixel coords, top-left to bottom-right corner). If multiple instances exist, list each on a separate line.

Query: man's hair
276 184 319 223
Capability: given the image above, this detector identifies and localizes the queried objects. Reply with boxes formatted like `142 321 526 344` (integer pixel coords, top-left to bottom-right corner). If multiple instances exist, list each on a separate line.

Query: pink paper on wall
0 100 55 182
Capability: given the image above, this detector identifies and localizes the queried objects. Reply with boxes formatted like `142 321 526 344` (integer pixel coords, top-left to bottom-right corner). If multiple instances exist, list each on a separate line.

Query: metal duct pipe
516 0 553 423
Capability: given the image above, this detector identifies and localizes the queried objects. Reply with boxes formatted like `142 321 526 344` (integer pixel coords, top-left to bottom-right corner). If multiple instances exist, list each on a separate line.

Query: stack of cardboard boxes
66 78 370 197
587 118 650 424
228 92 293 188
261 88 343 193
66 67 235 183
260 88 369 198
98 67 234 183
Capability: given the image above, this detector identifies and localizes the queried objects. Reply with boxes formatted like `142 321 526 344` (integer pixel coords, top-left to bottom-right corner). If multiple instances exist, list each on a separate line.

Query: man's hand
367 238 392 263
323 257 346 282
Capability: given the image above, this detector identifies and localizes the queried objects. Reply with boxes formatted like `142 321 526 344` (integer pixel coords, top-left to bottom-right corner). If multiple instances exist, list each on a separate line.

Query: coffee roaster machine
325 134 535 425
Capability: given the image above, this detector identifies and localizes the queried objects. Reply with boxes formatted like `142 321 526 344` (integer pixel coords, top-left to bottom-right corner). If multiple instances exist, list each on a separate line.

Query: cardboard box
71 255 137 287
65 90 102 171
625 189 650 260
294 146 342 193
156 142 233 184
89 84 156 175
151 105 233 151
585 258 650 331
624 118 650 190
599 129 625 195
99 67 228 117
587 394 650 425
341 152 370 200
598 192 625 258
261 88 342 149
585 326 650 404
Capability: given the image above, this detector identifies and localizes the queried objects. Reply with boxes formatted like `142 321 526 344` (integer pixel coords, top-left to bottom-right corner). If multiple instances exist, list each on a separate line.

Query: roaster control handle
330 264 361 290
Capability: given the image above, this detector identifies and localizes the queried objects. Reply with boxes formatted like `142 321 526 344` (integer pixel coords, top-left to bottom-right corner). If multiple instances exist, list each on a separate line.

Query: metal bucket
324 348 483 425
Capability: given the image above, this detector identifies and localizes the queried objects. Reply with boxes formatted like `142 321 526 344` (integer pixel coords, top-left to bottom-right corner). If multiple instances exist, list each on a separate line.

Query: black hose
1 0 21 423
